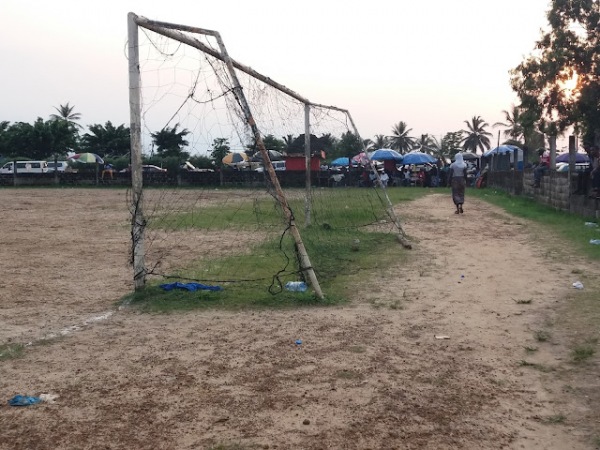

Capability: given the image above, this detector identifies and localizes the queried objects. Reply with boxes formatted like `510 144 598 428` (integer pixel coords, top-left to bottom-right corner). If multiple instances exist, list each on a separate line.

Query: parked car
0 160 48 174
180 161 200 171
120 165 167 173
47 161 70 172
556 162 590 172
143 165 167 173
255 161 286 172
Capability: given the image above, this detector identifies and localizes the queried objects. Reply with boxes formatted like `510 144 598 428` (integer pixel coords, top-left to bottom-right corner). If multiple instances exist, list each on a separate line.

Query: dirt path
0 190 597 449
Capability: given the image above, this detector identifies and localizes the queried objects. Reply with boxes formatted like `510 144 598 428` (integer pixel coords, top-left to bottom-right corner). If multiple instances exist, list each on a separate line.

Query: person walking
449 153 468 214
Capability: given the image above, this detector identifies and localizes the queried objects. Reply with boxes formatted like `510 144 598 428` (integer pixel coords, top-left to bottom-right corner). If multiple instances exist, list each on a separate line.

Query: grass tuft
534 330 551 342
0 343 24 361
518 360 552 372
571 345 595 363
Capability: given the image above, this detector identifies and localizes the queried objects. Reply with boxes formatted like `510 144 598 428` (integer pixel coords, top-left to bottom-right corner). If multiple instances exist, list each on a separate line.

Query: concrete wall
489 170 599 219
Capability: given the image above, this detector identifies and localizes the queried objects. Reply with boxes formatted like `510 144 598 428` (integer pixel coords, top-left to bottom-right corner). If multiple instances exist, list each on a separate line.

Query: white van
0 161 49 174
47 161 70 172
255 161 286 172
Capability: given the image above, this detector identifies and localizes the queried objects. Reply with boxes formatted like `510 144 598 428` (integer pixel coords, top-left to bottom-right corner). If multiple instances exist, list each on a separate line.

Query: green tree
318 133 337 156
493 105 525 142
50 102 82 129
81 121 130 157
189 155 214 170
461 116 492 154
335 131 362 159
49 102 81 153
362 138 374 151
246 134 286 154
415 134 436 154
2 119 75 160
371 134 389 150
441 131 463 158
288 134 332 155
510 0 599 147
209 138 230 163
427 136 446 162
388 121 416 154
151 124 190 159
282 135 296 152
0 121 10 157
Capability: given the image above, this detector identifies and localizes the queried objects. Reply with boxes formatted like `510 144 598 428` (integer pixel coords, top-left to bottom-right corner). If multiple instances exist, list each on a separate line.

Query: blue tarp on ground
159 282 223 292
9 395 42 406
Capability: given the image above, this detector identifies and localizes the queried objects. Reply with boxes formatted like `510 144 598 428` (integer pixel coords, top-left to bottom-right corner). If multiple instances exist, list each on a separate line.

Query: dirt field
1 188 599 449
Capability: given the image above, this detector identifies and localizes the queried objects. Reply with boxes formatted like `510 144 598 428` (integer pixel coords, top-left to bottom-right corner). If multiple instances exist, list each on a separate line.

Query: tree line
2 2 597 168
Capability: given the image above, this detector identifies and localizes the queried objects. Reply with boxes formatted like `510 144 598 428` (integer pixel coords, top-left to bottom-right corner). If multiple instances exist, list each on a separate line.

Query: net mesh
131 22 400 295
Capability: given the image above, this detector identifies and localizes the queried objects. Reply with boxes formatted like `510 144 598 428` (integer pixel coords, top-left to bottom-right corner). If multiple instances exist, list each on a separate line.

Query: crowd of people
530 145 600 198
328 145 600 216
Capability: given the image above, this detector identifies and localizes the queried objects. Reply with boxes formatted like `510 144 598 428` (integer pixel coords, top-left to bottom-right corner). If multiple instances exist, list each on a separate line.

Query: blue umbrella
370 149 404 162
402 151 436 165
555 152 589 163
483 145 521 157
330 157 350 166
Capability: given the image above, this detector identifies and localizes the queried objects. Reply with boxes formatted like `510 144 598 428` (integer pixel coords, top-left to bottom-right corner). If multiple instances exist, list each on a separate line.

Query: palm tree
50 102 82 129
493 105 525 143
388 121 416 154
362 138 374 151
283 135 296 152
428 136 447 162
414 134 436 154
151 124 190 159
372 134 389 149
81 121 131 157
461 116 492 154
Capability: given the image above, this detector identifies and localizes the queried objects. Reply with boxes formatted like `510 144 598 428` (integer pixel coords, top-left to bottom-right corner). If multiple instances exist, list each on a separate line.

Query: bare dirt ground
1 188 599 449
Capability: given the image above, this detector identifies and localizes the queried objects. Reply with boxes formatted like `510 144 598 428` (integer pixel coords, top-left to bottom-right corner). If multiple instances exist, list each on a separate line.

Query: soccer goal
126 13 410 299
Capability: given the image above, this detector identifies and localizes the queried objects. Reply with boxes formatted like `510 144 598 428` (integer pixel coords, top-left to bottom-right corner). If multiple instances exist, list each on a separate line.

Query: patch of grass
390 299 404 310
208 444 252 450
571 345 595 363
126 188 422 312
534 330 551 342
0 343 24 361
471 189 600 260
518 360 552 372
348 345 366 354
489 377 508 387
524 346 538 353
514 298 533 304
543 414 566 424
336 369 361 380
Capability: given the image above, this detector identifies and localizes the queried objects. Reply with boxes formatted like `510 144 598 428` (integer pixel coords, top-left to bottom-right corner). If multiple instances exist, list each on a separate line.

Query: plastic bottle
590 239 600 245
285 281 307 292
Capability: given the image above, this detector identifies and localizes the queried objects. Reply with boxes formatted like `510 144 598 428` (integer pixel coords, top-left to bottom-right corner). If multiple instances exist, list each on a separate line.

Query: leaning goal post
126 12 410 296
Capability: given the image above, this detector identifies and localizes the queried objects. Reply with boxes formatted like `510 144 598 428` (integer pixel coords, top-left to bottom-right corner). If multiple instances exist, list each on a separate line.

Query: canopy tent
402 151 436 165
482 145 521 157
330 157 351 167
370 149 404 162
555 152 590 164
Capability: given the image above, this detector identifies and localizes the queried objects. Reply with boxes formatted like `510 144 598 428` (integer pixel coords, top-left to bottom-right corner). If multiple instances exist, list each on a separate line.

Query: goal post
126 12 411 297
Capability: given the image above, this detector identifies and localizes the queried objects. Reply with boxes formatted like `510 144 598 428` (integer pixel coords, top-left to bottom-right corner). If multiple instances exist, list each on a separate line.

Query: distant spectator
448 153 467 214
102 163 114 180
532 148 550 187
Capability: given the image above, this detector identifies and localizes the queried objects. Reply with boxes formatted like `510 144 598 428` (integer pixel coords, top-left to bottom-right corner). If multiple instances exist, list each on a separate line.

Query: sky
1 0 561 153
